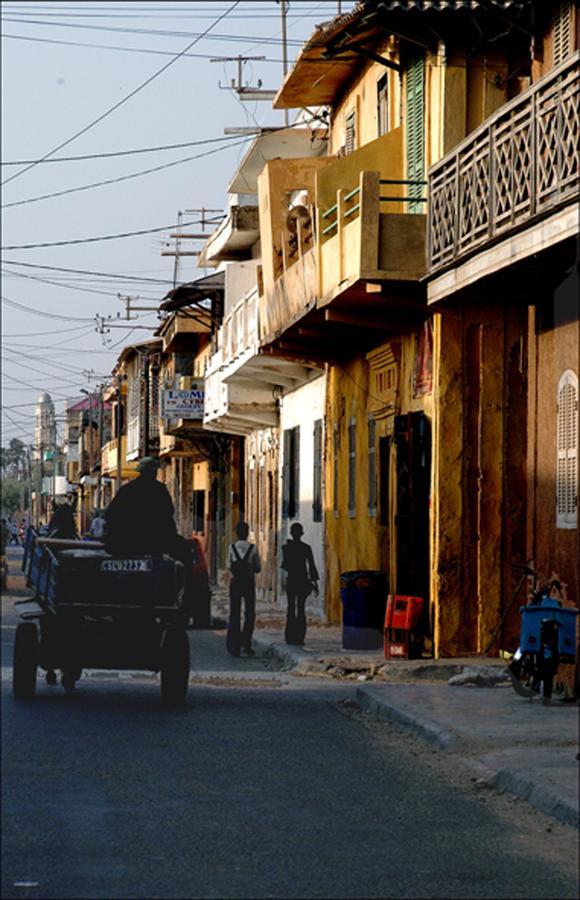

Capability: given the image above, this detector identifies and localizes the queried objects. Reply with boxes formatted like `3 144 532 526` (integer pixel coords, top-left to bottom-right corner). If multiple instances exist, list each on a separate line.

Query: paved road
2 550 578 899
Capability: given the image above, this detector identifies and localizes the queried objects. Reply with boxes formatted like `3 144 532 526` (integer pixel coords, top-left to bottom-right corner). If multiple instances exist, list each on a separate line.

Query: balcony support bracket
325 41 402 73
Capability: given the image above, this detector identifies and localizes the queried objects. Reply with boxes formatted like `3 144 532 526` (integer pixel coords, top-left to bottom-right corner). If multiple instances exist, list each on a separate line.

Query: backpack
230 543 254 581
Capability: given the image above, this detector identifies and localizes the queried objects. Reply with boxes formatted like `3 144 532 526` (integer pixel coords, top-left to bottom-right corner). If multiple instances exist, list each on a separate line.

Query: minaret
34 392 56 459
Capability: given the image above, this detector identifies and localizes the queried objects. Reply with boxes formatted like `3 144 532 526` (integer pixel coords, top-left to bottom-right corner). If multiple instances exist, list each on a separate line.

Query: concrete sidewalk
245 616 579 830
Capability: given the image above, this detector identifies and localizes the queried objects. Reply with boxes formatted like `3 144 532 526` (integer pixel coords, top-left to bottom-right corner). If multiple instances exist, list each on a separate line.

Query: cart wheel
160 628 190 705
61 672 77 692
46 670 57 686
13 622 38 700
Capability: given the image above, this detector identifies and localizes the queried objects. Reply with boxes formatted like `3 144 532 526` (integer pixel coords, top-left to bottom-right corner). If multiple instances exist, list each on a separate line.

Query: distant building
34 391 56 459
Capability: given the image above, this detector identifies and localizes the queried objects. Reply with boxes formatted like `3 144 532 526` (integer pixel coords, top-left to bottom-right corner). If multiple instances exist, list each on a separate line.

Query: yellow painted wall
330 37 401 154
327 37 515 175
324 332 432 622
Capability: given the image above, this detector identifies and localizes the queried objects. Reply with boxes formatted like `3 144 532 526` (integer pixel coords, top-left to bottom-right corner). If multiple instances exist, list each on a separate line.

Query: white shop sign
162 386 204 419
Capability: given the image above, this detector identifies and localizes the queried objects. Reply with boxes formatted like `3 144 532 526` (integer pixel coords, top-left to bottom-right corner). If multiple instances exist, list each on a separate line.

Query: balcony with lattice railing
428 52 580 277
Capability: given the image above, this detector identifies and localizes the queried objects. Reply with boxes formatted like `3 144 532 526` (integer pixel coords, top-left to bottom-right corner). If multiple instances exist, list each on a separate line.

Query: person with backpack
227 521 261 657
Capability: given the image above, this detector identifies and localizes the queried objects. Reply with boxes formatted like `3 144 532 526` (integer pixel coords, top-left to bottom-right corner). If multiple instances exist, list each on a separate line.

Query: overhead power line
1 217 222 250
0 17 304 45
3 260 174 284
1 130 259 166
1 137 252 209
2 323 96 338
2 295 95 321
1 0 241 187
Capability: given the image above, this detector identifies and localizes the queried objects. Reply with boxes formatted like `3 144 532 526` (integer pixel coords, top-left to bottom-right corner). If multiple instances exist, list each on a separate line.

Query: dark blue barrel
340 570 388 650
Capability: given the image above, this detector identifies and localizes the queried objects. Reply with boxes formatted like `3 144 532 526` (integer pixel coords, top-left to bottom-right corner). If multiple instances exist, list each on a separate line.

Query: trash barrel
340 570 388 650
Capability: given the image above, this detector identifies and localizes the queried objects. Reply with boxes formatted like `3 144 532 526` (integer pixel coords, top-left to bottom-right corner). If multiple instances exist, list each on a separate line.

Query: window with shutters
192 490 205 533
348 418 356 518
556 369 578 529
333 425 339 515
377 74 389 137
345 110 356 156
149 365 160 439
405 53 425 214
368 416 377 516
282 426 300 519
553 1 573 67
313 419 323 523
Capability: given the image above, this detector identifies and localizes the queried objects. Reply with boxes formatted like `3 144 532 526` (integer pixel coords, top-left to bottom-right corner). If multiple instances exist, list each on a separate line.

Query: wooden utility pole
279 0 289 126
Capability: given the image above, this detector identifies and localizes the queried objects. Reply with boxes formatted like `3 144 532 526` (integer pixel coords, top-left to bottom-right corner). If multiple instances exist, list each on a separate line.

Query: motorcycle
508 570 579 704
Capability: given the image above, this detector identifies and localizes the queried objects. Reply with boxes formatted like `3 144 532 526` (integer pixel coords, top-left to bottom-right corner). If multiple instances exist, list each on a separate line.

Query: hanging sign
162 383 204 419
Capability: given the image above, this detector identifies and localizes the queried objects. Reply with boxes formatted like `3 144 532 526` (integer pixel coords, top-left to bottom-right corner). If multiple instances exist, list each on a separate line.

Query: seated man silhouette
104 457 193 617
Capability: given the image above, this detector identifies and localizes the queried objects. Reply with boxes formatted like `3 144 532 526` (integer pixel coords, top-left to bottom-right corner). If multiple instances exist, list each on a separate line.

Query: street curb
354 685 579 830
490 767 579 829
355 684 457 750
251 636 325 674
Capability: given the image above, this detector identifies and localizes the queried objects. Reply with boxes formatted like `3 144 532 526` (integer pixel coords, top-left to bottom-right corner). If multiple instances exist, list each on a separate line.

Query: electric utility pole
161 208 223 285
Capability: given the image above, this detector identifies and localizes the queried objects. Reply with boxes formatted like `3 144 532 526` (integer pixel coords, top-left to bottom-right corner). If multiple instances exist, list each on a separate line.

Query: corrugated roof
361 0 525 9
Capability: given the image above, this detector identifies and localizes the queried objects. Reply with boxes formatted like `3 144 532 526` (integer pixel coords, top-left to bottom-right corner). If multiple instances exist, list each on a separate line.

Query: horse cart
15 529 190 704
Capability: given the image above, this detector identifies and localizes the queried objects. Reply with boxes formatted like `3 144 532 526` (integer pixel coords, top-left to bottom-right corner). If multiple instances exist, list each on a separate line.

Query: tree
0 439 27 481
1 478 23 516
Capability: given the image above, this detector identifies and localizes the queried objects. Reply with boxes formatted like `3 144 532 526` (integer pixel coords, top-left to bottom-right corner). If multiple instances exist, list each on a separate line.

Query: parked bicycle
508 565 578 704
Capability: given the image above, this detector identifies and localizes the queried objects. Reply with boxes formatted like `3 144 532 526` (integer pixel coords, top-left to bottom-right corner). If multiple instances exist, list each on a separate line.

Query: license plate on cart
100 559 153 573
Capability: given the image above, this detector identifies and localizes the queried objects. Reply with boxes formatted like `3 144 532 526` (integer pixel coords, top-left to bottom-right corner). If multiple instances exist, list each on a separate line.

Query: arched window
556 369 578 529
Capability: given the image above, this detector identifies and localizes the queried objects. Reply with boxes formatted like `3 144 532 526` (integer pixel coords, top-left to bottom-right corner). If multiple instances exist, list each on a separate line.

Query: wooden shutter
368 416 377 515
333 425 339 514
377 74 389 137
291 426 300 520
405 53 425 213
557 370 578 528
313 419 322 522
282 429 291 519
345 110 356 156
553 1 572 67
348 418 356 516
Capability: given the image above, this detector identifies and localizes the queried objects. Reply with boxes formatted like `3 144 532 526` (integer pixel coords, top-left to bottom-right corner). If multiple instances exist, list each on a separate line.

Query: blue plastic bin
340 570 388 650
520 598 579 661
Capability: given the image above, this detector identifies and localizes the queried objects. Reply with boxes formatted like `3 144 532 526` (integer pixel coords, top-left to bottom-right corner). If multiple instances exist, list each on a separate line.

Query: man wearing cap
281 522 319 646
104 458 194 616
104 457 177 557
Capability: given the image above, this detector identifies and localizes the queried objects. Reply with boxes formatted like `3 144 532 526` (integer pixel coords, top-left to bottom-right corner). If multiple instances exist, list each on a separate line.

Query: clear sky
1 0 354 449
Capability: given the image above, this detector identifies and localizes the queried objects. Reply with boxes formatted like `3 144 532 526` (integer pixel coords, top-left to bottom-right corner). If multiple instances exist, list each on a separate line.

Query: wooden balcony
428 52 580 280
258 131 426 361
101 437 137 479
317 171 427 307
158 309 211 353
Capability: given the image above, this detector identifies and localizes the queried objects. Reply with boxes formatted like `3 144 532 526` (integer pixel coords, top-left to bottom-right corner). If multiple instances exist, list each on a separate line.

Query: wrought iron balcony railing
428 52 579 275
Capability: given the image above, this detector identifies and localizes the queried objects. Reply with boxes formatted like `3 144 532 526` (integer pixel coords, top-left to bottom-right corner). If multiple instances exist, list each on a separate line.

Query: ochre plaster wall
530 310 579 603
329 37 401 155
324 333 431 623
432 303 529 657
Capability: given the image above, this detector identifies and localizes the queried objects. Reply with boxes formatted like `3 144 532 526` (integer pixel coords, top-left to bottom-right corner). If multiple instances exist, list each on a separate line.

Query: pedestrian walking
88 508 106 540
281 523 319 646
227 521 260 657
47 501 78 540
8 520 19 546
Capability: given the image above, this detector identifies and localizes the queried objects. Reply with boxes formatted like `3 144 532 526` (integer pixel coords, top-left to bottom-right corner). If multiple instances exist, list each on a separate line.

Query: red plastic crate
384 595 425 660
384 595 424 630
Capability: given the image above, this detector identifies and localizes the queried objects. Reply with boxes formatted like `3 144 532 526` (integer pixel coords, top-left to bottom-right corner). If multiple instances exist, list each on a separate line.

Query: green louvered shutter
405 53 425 214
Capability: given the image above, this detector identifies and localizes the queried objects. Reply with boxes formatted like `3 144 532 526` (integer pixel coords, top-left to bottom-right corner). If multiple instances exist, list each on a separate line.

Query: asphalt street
2 551 578 900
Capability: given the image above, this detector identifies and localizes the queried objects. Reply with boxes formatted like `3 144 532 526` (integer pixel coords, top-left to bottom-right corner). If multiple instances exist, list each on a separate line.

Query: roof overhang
275 0 530 109
228 127 327 194
198 206 260 266
159 271 224 313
